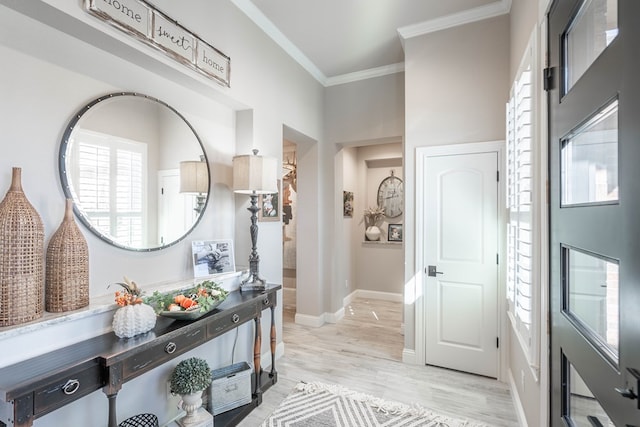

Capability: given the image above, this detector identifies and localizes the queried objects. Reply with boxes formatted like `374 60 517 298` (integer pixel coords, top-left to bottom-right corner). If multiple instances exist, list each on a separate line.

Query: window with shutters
506 31 541 368
71 129 147 248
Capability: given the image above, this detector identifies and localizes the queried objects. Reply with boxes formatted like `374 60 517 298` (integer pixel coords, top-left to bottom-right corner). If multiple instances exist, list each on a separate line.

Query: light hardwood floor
238 290 519 426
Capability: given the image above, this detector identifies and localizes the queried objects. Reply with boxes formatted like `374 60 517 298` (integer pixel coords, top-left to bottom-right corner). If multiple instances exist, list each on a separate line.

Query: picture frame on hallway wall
388 224 403 242
259 179 280 222
343 191 354 217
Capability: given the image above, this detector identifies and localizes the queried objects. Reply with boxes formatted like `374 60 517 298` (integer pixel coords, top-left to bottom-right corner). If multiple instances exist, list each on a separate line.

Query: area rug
261 381 488 426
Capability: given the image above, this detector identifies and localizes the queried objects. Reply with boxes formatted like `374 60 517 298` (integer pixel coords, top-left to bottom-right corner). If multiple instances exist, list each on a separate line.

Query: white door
423 146 499 378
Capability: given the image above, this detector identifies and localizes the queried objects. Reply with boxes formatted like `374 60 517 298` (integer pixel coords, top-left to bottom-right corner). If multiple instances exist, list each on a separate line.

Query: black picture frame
388 224 403 242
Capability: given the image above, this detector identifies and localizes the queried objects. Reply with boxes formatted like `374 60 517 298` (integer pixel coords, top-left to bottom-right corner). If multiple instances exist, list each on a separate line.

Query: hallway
239 297 518 426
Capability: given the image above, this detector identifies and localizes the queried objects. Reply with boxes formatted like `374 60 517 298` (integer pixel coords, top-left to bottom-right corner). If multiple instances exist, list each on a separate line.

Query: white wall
0 0 324 425
403 15 510 353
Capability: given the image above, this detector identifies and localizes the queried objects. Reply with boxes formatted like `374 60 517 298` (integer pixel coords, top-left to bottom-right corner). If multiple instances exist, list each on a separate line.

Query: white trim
324 307 345 324
398 0 512 42
294 312 325 328
508 368 530 427
325 63 405 87
352 289 403 302
229 0 326 84
402 348 418 365
415 141 506 381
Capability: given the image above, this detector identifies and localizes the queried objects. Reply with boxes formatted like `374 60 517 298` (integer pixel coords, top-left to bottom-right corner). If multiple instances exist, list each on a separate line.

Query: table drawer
207 303 258 338
123 326 205 380
34 361 102 417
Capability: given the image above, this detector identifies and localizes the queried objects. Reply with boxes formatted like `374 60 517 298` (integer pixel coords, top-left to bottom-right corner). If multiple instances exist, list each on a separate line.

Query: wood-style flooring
238 290 519 426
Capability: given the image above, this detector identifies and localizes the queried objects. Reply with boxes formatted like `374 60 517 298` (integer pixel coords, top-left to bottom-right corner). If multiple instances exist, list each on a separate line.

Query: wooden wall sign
85 0 231 87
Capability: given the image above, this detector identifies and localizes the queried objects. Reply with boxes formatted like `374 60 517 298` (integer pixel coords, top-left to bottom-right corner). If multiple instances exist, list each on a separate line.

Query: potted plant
170 357 213 427
363 206 385 241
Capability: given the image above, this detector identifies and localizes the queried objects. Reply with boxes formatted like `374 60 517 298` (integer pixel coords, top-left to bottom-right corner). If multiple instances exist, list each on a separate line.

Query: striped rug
260 382 488 427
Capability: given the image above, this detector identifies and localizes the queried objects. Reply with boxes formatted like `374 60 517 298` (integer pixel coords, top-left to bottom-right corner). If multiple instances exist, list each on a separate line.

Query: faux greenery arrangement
144 280 228 314
169 357 212 395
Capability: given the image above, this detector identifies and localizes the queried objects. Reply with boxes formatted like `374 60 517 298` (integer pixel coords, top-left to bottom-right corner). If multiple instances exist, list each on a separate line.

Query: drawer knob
165 342 177 354
232 313 240 324
263 297 270 305
62 379 80 395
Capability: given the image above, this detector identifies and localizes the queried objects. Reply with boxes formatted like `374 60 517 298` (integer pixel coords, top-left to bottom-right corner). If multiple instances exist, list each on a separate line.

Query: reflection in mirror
59 93 209 251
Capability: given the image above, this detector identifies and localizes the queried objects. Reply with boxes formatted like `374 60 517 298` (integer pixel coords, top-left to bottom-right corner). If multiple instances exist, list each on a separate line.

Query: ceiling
231 0 512 86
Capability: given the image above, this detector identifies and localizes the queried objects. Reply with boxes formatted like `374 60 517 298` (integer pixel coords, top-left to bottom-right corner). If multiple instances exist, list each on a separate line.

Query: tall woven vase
0 167 45 326
46 199 89 312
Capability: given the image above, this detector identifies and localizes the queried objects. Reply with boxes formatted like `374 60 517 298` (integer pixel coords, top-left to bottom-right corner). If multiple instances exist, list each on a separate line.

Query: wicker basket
0 167 45 326
46 199 89 312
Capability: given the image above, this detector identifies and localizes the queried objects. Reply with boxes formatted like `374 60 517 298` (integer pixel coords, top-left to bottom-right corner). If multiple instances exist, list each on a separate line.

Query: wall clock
377 171 403 218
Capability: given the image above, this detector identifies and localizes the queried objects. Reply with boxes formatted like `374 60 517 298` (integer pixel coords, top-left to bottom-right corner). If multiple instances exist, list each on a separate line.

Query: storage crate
208 362 252 415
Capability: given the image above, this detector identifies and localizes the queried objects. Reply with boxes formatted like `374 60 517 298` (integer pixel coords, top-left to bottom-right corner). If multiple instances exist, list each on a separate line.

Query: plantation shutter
507 61 533 346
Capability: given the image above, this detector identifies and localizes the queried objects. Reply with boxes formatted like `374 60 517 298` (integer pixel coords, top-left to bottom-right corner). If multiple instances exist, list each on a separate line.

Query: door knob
427 265 443 277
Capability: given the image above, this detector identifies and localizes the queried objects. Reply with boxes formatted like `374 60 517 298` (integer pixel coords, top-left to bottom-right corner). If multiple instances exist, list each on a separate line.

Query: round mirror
59 92 209 251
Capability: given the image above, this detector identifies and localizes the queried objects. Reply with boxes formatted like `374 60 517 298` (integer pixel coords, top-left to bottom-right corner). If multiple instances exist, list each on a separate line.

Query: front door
549 1 640 425
422 142 500 378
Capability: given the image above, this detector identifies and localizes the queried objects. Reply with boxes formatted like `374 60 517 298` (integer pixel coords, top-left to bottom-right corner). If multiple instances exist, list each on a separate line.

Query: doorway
548 1 640 424
282 139 297 320
416 141 503 378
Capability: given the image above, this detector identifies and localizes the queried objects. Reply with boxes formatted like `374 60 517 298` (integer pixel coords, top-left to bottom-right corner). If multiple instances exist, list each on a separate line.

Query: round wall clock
377 172 403 218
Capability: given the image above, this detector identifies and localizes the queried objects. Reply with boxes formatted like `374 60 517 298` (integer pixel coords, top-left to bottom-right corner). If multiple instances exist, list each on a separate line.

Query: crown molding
230 0 327 85
398 0 512 42
325 63 405 87
233 0 512 86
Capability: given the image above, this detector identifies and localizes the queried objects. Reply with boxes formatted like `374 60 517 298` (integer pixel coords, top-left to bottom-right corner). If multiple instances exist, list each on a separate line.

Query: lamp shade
232 151 278 194
180 161 209 193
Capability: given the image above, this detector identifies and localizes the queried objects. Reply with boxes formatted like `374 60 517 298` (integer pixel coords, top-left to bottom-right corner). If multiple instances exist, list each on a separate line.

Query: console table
0 284 280 427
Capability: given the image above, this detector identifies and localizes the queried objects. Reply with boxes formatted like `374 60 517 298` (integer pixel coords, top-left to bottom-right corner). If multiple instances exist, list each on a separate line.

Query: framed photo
343 191 354 217
191 240 235 277
259 179 280 222
388 224 403 242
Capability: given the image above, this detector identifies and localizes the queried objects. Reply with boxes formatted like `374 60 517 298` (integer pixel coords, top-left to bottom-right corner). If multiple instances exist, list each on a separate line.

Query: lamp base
240 273 266 292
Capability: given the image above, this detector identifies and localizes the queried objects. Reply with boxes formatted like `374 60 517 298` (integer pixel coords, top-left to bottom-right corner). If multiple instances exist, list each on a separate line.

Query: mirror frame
59 92 210 252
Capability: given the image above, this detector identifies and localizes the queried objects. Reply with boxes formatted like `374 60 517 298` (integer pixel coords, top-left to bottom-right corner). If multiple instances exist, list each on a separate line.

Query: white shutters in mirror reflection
73 130 148 248
506 46 533 349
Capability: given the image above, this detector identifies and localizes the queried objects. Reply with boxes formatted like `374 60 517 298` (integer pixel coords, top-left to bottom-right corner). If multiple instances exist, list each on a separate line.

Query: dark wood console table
0 284 280 427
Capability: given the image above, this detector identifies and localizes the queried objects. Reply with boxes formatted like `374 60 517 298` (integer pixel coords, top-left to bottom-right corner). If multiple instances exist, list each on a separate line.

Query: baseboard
324 307 345 324
351 289 403 302
507 368 529 427
294 312 325 328
402 348 418 364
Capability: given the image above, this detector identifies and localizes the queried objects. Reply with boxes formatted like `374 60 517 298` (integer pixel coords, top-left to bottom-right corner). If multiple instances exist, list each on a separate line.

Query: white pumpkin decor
111 277 156 339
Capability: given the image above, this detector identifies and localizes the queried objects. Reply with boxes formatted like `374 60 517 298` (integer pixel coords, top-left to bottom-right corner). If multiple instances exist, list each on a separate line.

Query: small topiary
169 357 212 395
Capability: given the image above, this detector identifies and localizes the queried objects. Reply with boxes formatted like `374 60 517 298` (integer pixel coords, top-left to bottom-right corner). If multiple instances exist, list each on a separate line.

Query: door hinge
543 67 553 91
496 171 499 182
496 253 499 264
496 337 500 348
161 187 164 195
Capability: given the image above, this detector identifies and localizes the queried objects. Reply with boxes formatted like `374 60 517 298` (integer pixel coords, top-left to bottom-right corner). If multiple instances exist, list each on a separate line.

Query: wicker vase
46 199 89 312
0 167 45 326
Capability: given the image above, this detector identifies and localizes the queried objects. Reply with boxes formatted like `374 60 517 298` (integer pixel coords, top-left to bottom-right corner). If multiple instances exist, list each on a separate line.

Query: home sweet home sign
85 0 230 87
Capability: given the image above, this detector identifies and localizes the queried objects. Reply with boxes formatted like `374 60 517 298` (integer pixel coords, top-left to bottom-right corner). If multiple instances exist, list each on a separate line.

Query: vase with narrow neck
178 390 213 427
0 167 45 326
46 199 89 312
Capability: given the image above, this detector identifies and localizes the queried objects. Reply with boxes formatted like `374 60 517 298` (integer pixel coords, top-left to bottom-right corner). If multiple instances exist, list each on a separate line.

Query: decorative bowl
158 299 225 320
144 280 228 321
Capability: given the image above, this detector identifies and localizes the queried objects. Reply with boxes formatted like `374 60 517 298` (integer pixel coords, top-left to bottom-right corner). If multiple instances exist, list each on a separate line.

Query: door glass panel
561 100 618 206
564 359 615 426
563 247 619 361
564 0 618 93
